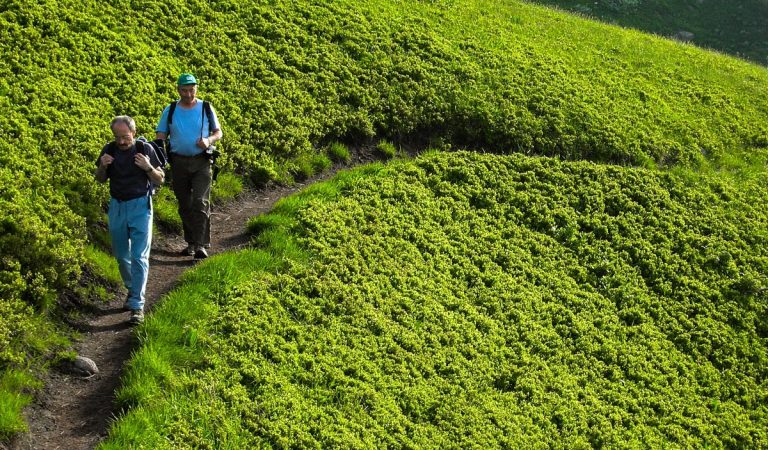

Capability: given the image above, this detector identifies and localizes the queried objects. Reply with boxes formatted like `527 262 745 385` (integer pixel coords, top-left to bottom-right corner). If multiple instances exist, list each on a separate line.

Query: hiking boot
180 243 195 256
123 300 131 311
194 246 208 260
129 309 144 325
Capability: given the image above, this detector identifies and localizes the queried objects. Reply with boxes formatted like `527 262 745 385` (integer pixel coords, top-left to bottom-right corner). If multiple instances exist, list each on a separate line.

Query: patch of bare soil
9 148 380 450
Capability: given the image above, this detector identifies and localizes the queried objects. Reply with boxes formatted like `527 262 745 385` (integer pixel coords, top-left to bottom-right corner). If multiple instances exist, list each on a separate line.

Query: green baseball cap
177 73 197 86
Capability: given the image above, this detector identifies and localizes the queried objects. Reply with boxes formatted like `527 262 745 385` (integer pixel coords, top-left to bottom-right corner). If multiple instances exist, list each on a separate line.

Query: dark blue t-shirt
95 141 162 201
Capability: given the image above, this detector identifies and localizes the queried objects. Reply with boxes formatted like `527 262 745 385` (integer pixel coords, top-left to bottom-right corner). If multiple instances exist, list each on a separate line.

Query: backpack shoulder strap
202 100 215 133
167 101 178 132
135 139 147 155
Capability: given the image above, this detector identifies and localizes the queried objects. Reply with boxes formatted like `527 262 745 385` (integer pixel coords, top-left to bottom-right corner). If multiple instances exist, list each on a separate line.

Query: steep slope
105 151 768 448
2 0 768 444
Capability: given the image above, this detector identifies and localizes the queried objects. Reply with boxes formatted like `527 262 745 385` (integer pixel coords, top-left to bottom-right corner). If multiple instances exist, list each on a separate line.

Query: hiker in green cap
155 73 223 259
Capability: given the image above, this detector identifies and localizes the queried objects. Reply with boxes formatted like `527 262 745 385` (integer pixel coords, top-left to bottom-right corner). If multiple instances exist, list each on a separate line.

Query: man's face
112 122 135 151
178 84 198 103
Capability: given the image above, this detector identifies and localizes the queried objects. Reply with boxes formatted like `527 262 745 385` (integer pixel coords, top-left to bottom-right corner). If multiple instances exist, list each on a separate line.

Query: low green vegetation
151 188 183 234
0 306 70 440
376 140 398 159
211 172 244 205
0 370 42 440
326 141 352 163
83 244 122 288
2 0 768 443
101 151 768 448
151 171 243 232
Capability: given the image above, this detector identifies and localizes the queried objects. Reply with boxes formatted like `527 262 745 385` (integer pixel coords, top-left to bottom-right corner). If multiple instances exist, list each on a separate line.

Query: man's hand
195 136 211 150
135 153 153 172
99 153 115 168
95 154 113 183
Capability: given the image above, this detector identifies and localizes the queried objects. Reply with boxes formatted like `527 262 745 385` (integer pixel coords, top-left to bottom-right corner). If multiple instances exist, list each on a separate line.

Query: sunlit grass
326 141 351 163
4 0 768 444
212 172 243 204
84 244 121 287
103 151 768 447
0 370 40 439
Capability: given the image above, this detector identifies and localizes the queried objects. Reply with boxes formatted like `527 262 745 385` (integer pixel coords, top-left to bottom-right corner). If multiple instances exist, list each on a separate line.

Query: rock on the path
70 356 99 377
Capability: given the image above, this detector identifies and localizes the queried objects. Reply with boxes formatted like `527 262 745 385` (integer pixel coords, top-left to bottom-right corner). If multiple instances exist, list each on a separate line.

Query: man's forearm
208 129 223 144
146 166 165 184
95 165 108 183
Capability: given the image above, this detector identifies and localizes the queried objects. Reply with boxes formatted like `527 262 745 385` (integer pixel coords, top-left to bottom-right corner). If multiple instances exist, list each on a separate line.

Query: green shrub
103 152 768 447
2 0 768 443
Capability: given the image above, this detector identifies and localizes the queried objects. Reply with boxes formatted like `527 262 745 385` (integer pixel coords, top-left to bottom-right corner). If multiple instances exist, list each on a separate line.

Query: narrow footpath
9 149 377 450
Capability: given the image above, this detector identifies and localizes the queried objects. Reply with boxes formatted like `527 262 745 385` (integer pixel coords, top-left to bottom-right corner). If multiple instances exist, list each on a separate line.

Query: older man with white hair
95 115 165 324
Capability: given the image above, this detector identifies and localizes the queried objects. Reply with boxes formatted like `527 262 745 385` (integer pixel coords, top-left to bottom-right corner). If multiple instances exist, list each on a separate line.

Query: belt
113 193 149 203
170 152 207 159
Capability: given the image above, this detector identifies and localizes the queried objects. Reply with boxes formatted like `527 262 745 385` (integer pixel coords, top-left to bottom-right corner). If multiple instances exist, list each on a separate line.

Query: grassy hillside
103 151 768 448
528 0 768 65
2 0 768 442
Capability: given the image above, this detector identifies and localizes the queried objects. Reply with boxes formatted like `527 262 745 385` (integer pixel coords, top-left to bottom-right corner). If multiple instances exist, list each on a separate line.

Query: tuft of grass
0 370 40 440
84 244 122 287
212 172 243 204
310 153 332 173
152 188 182 234
114 343 175 410
286 158 314 182
326 141 351 163
376 140 397 159
286 153 333 182
247 212 295 236
253 228 308 263
89 220 113 252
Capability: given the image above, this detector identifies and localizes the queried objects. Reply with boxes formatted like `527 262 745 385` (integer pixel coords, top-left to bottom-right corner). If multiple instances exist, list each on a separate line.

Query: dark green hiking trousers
170 153 212 247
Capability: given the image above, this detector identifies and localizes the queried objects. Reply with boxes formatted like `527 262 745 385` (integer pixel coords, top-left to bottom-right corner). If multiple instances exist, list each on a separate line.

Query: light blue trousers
108 195 153 311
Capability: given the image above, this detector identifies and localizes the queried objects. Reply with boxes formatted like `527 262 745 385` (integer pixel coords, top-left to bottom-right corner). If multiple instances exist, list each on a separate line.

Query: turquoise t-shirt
156 100 220 156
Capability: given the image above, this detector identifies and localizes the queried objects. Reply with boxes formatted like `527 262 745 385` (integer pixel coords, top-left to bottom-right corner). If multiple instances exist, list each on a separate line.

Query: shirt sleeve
95 143 110 168
155 105 171 134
